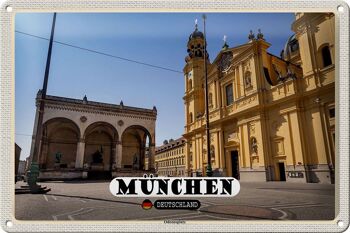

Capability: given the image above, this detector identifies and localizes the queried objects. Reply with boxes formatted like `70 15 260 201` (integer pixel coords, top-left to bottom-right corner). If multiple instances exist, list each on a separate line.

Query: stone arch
83 122 119 173
121 125 153 171
83 121 119 142
44 117 81 139
41 117 81 169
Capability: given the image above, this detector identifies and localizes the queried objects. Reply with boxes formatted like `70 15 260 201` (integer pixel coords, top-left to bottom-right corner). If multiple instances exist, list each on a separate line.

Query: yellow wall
183 13 335 183
155 141 186 176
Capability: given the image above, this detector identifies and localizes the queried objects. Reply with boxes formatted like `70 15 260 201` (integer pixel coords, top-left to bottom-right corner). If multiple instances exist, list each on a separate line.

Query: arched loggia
40 117 81 169
83 122 118 177
120 125 153 171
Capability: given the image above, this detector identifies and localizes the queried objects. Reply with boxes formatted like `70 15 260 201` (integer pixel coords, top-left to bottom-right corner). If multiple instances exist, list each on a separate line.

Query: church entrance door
278 162 286 181
231 150 240 180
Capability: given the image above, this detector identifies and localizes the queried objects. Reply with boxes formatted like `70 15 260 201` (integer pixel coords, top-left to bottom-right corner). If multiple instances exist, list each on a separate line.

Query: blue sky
15 13 295 160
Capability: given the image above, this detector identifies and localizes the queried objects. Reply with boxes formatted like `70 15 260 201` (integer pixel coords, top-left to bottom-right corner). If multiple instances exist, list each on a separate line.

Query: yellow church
183 13 335 183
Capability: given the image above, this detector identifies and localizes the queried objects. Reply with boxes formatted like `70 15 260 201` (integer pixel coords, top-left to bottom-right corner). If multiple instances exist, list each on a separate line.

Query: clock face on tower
218 52 233 73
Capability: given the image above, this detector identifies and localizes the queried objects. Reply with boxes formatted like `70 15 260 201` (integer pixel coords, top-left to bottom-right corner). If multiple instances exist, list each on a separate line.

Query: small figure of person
133 153 138 170
55 152 62 163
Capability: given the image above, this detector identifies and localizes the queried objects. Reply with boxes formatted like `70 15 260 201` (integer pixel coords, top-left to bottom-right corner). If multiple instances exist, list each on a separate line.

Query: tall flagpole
202 14 213 177
41 12 57 100
28 13 56 193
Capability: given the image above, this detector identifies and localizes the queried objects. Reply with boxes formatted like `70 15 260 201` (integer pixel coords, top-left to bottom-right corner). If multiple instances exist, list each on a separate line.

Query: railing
222 93 258 117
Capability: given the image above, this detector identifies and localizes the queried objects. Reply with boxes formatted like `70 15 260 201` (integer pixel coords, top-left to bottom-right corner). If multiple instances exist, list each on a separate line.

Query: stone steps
15 185 51 194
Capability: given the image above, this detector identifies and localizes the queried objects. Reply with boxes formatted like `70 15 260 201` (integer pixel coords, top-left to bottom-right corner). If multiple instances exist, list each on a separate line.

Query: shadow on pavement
41 180 109 183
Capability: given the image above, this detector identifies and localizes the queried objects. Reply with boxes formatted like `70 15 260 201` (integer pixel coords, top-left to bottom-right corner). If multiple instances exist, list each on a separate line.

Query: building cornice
155 137 186 153
37 95 157 121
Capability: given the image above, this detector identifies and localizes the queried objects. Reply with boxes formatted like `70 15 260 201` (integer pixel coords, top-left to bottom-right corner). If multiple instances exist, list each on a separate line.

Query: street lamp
202 14 213 177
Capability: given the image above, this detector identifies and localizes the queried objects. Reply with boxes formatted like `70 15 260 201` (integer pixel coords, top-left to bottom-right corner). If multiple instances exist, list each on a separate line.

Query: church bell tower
183 20 209 131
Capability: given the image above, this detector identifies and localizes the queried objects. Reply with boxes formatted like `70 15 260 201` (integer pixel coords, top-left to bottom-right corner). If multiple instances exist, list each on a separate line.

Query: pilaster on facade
30 94 157 180
181 13 334 183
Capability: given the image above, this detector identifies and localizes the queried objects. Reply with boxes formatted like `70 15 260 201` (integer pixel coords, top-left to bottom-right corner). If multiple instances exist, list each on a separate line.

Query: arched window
189 112 193 123
289 39 299 52
225 84 234 106
188 79 193 90
321 46 332 68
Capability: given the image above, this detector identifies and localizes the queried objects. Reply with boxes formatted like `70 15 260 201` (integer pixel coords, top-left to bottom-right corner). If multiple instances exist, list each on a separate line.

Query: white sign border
0 0 348 232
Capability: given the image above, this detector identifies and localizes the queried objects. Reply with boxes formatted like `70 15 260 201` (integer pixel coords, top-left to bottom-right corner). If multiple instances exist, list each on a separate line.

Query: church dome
189 28 204 40
281 34 299 61
185 21 208 62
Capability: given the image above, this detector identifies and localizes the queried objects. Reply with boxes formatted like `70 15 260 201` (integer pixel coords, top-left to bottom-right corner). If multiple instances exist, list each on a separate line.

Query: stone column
110 143 117 170
39 139 48 169
149 143 156 171
139 141 145 170
116 141 122 169
75 138 85 169
218 130 225 169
